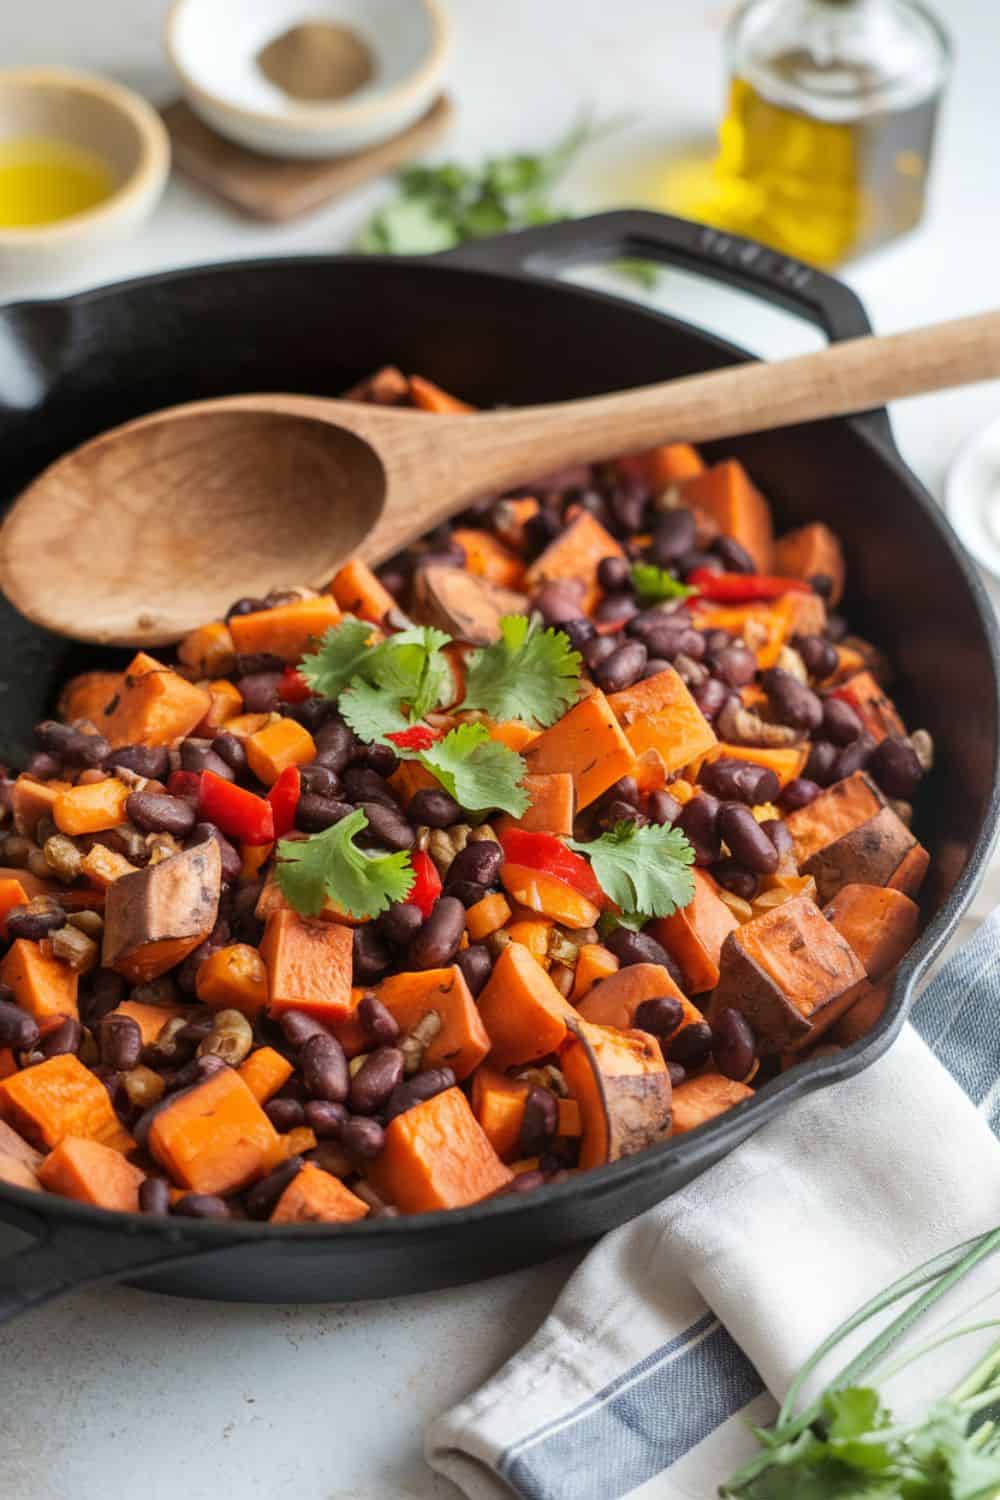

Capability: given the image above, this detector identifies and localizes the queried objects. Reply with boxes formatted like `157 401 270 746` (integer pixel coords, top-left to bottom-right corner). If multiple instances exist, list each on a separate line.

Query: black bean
712 535 756 573
0 999 39 1050
455 944 493 997
6 904 65 941
340 1116 385 1159
677 792 721 865
597 800 646 832
342 767 394 808
384 1066 457 1122
407 895 465 970
246 1157 304 1219
357 801 416 853
712 1008 756 1081
300 1032 349 1103
667 1061 687 1088
445 879 488 907
350 1046 405 1114
265 1097 305 1132
34 720 109 767
206 733 245 778
358 993 400 1046
583 634 618 670
296 794 355 833
868 736 923 800
24 751 62 780
226 596 268 620
523 511 560 558
606 481 647 534
808 573 834 601
291 698 341 734
647 790 681 827
667 1021 713 1070
760 817 793 860
628 607 684 643
711 857 760 900
633 996 684 1037
99 1014 142 1071
353 926 392 983
831 733 876 781
237 651 286 675
563 618 597 650
594 640 648 693
274 1077 309 1104
446 841 503 891
709 643 757 688
177 741 233 781
642 658 673 681
237 672 283 713
79 968 127 1028
605 926 673 971
805 741 838 787
651 509 696 565
139 1179 171 1216
377 901 425 948
312 720 357 772
298 764 340 799
408 788 461 827
107 744 170 780
700 758 779 806
172 1193 230 1220
594 593 639 625
38 1016 81 1059
168 1053 228 1093
126 790 197 837
718 803 779 875
188 822 242 885
693 677 731 720
822 697 863 745
605 775 639 807
304 1100 348 1139
679 550 724 578
763 668 823 732
532 579 588 625
794 633 839 679
354 742 399 778
778 776 822 811
519 1086 558 1156
597 556 632 593
508 1169 547 1194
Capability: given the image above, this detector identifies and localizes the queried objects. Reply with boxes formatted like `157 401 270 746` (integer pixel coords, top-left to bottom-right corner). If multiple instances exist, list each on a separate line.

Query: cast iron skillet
0 212 996 1321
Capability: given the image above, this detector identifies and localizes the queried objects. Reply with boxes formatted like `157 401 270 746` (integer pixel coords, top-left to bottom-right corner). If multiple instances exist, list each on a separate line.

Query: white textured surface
2 2 1000 1496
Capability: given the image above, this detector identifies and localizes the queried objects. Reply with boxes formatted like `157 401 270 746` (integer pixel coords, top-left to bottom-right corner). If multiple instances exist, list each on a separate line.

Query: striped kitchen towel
426 907 1000 1499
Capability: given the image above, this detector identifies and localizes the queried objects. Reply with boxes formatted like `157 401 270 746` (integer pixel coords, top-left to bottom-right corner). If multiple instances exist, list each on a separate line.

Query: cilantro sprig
413 722 528 816
461 615 582 728
275 810 414 920
630 563 698 606
569 821 695 922
299 619 452 744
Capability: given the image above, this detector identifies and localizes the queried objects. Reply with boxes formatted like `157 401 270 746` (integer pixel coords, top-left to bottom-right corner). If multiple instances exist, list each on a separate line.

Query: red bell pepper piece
200 770 275 846
267 765 301 839
277 667 312 704
407 849 442 918
498 830 603 907
688 569 813 603
167 770 202 805
386 724 443 752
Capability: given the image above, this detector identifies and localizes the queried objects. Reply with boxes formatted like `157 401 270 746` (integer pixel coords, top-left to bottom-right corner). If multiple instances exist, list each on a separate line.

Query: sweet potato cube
774 522 845 605
671 1074 754 1134
367 1086 512 1213
0 1117 44 1172
0 939 78 1024
195 678 244 736
522 690 635 809
148 1069 279 1195
177 620 236 678
886 842 930 899
608 667 717 775
0 1054 133 1152
571 943 619 1001
102 652 211 749
649 870 739 994
451 528 525 589
679 460 774 571
11 776 73 838
408 374 475 413
706 743 807 790
525 510 624 613
465 892 512 942
39 1136 146 1212
823 884 920 981
103 841 221 983
238 1046 294 1104
803 805 925 905
53 778 130 836
330 558 396 623
80 844 140 889
270 1162 370 1223
376 966 490 1080
560 1018 672 1169
110 999 186 1047
829 672 904 743
0 1154 41 1192
470 1067 530 1161
499 865 600 929
228 597 341 664
0 878 29 938
261 909 354 1021
829 974 895 1046
58 669 121 727
495 772 575 837
784 771 884 866
576 961 697 1036
476 943 578 1068
707 895 866 1053
196 943 269 1016
245 718 316 787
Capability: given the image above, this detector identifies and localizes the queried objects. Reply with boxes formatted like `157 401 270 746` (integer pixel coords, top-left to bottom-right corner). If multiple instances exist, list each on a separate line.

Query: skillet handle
436 210 895 448
0 1197 234 1323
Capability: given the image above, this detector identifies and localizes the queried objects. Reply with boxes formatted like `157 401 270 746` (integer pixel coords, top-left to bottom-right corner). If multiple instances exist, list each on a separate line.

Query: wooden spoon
2 308 999 646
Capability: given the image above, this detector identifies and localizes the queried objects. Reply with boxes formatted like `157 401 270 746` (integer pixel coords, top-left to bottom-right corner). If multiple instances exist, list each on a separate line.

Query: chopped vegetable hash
0 368 930 1222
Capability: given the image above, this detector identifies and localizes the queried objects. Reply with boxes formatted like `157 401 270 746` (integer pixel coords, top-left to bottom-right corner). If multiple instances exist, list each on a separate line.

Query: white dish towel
427 906 1000 1499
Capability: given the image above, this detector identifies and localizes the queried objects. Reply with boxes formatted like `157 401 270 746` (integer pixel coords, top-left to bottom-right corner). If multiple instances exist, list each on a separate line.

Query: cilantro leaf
568 821 695 919
418 723 529 816
460 615 582 727
338 679 410 744
376 626 453 722
302 619 453 744
275 810 414 920
298 617 377 699
631 563 698 606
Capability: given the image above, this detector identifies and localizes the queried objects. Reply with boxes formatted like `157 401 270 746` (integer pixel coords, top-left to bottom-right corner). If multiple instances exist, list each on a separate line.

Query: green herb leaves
275 809 414 919
298 617 377 700
569 822 695 921
415 722 528 817
461 615 582 728
630 563 698 606
299 619 452 745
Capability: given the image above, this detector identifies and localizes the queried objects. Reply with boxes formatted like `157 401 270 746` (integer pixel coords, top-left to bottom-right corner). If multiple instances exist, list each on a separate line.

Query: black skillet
0 211 996 1321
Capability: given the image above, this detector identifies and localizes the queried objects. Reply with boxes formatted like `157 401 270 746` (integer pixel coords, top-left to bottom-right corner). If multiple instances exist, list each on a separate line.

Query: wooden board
161 94 454 223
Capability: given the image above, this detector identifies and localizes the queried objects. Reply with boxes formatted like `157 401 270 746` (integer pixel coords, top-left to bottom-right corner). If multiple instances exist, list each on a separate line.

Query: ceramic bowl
0 67 170 285
165 0 450 159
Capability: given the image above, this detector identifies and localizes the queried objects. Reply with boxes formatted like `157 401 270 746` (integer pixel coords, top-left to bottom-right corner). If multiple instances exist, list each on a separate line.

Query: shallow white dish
946 413 1000 581
165 0 450 159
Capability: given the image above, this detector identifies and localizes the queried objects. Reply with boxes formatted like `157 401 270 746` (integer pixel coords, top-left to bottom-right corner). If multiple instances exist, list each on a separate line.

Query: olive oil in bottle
689 0 950 267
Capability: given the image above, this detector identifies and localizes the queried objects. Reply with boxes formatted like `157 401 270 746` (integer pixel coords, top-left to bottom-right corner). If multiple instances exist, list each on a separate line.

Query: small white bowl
0 67 170 285
165 0 450 159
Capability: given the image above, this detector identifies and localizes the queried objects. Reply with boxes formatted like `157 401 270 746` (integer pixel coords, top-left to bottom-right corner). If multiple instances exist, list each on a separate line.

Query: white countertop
3 2 1000 1497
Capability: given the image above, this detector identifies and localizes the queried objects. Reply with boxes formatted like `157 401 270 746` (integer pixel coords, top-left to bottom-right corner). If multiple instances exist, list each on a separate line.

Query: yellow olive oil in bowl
0 137 115 228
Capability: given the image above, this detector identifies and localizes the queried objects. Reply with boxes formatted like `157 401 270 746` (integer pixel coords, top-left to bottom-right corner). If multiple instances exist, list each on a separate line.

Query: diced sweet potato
823 884 920 981
238 1046 294 1104
110 999 186 1046
270 1162 369 1223
523 690 636 809
671 1074 754 1134
707 895 866 1053
148 1069 280 1195
329 558 395 623
571 943 619 1001
344 364 409 405
476 942 578 1068
53 778 130 836
0 1054 133 1152
829 974 895 1046
0 1117 44 1172
0 939 78 1025
694 603 788 670
576 961 694 1034
525 510 624 613
465 892 512 941
774 523 845 605
0 877 29 938
829 672 905 743
471 1066 530 1161
485 719 540 752
495 772 575 837
803 805 925 905
368 1086 512 1212
195 678 244 735
679 460 774 571
245 718 316 786
0 1153 40 1192
57 669 121 726
505 918 553 965
775 590 827 641
408 374 475 413
499 864 600 928
411 565 528 645
560 1018 672 1169
261 909 354 1021
102 652 211 749
608 667 717 775
11 776 72 838
886 842 930 899
451 528 525 589
80 844 139 889
177 621 236 678
650 869 739 994
39 1136 146 1212
196 943 269 1016
376 966 489 1080
637 442 705 488
228 597 342 664
103 842 221 983
785 771 885 865
492 496 540 549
